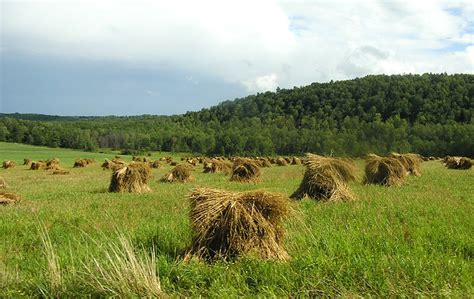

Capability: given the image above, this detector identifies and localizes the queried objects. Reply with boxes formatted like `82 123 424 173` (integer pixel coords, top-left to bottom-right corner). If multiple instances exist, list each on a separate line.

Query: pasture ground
1 142 473 297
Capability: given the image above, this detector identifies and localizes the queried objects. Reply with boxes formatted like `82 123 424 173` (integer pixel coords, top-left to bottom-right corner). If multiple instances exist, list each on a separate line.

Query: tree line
1 73 473 157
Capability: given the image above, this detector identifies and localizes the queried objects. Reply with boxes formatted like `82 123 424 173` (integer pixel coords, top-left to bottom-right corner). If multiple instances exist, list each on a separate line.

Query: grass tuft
38 225 63 297
82 235 162 297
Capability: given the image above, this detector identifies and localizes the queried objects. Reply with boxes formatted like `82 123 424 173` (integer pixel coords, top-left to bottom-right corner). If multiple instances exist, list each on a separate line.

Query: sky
1 0 473 116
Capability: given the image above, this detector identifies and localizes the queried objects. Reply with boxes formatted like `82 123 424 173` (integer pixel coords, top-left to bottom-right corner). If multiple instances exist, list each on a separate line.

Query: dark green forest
1 73 473 157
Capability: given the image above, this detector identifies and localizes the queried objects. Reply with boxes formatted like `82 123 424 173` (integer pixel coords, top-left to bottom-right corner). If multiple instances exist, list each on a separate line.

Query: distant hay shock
230 158 261 183
160 164 194 183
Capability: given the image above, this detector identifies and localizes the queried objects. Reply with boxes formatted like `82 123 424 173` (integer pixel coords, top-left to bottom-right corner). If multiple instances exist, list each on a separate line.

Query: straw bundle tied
187 187 291 261
230 158 261 183
364 155 407 186
109 162 151 193
290 153 356 201
160 164 194 183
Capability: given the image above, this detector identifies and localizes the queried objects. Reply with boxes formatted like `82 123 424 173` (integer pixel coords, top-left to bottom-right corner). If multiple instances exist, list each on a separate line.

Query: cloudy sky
1 0 473 116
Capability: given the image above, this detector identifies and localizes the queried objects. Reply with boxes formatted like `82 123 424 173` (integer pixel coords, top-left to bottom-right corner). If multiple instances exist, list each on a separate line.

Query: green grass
1 142 473 297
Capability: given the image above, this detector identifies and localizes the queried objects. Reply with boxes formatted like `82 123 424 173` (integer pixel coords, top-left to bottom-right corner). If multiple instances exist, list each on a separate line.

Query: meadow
0 142 473 297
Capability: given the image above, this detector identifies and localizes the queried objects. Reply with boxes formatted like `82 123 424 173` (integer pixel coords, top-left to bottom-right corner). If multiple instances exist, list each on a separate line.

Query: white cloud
243 73 279 92
1 0 473 92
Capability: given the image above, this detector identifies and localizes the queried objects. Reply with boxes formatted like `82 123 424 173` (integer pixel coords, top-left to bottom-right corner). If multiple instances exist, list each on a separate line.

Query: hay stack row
107 157 262 187
182 155 303 167
24 158 69 174
364 153 423 186
267 156 301 165
101 155 192 172
105 156 265 189
201 158 264 182
105 161 196 187
443 156 472 170
289 152 424 202
199 156 302 183
20 156 147 171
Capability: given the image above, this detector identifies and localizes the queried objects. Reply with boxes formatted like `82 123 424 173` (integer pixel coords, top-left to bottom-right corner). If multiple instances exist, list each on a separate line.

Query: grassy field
1 142 473 297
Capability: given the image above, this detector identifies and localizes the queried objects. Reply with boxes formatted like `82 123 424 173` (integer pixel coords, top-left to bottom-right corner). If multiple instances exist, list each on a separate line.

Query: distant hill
0 113 77 121
188 73 472 125
1 73 473 157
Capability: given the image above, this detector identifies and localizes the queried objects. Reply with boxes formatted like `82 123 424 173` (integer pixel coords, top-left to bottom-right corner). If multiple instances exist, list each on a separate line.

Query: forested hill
1 73 473 157
191 73 472 124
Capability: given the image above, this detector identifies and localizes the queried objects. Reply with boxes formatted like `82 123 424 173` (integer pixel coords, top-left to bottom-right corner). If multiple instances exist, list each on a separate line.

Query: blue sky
2 51 245 115
1 0 473 116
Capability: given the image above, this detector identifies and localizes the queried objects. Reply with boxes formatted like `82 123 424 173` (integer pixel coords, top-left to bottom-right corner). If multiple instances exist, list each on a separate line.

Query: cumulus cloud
337 46 417 77
243 73 279 92
1 0 473 93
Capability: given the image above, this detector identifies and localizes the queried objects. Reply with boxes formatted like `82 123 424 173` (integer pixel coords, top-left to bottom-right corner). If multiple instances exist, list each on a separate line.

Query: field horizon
1 142 473 297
